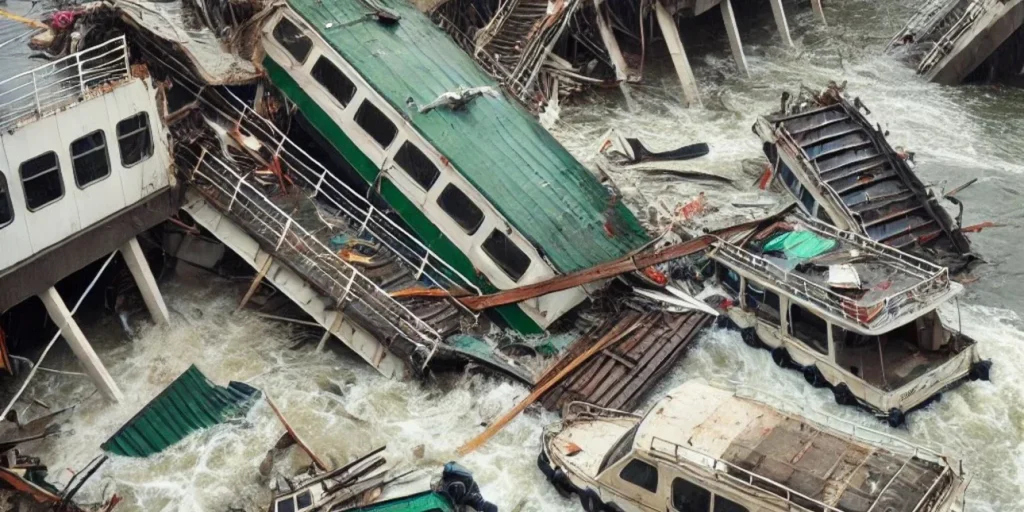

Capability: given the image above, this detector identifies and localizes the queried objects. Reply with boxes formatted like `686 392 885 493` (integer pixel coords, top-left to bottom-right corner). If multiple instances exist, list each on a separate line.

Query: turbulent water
18 0 1024 510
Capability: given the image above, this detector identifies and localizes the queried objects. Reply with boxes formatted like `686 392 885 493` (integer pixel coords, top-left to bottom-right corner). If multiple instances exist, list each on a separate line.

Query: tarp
349 491 453 512
763 231 837 259
101 365 260 457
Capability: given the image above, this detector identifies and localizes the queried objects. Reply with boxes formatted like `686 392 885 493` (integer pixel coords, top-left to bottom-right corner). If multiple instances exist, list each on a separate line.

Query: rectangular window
619 459 658 493
311 56 356 107
20 151 63 211
671 477 710 511
275 496 295 512
393 142 440 190
714 495 749 512
116 113 153 167
272 17 312 63
789 303 829 355
0 172 12 228
482 229 531 282
744 282 780 325
719 263 740 295
354 100 397 148
71 130 110 188
437 184 483 235
599 424 638 474
799 186 816 214
295 491 312 509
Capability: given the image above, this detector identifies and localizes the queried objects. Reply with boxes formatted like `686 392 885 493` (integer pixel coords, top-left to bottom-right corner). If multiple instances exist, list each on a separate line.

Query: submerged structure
887 0 1024 84
540 379 970 512
704 214 988 426
754 87 974 271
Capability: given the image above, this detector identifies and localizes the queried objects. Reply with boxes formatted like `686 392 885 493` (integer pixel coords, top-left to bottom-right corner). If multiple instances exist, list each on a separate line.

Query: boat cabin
753 91 972 270
705 215 988 425
540 380 970 512
256 0 650 334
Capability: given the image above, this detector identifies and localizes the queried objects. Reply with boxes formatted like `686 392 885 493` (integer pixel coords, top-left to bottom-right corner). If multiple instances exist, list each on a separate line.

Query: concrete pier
594 0 637 111
655 0 702 107
721 0 749 76
38 287 123 402
769 0 794 47
120 236 170 325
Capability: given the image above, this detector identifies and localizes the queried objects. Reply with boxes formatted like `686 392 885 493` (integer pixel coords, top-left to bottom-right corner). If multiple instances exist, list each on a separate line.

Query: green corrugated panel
347 491 453 512
283 0 650 273
101 365 260 457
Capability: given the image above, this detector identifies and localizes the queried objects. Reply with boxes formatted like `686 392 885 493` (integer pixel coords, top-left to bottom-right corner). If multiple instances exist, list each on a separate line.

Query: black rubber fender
579 488 604 512
887 408 906 428
741 327 760 348
832 383 856 406
604 502 626 512
969 360 992 382
771 347 792 368
803 365 827 388
716 315 738 330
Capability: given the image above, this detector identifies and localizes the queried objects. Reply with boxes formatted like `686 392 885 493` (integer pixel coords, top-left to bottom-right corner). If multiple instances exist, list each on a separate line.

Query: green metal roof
284 0 650 273
347 491 454 512
101 365 260 457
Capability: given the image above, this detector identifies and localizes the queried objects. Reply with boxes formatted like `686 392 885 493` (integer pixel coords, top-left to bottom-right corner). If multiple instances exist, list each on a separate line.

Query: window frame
310 55 357 109
392 141 440 191
70 129 111 189
481 229 532 282
115 113 153 168
435 183 485 235
618 458 659 494
670 476 711 512
353 99 398 149
0 171 13 229
788 302 830 355
271 16 313 64
20 151 64 212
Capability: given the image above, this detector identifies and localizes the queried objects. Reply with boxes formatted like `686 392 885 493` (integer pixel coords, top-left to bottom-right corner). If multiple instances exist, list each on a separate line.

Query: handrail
0 36 130 131
180 144 442 348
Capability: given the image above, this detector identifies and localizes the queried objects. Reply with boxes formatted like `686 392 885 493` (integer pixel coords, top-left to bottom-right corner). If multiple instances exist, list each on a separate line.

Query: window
482 229 531 282
599 424 638 474
20 151 63 210
0 172 12 227
116 113 152 167
799 187 816 214
295 491 312 509
815 204 833 224
671 478 710 511
619 459 658 493
70 130 110 188
719 263 740 295
393 142 440 190
311 56 356 107
354 100 397 148
714 495 748 512
272 17 311 63
275 496 296 512
789 303 829 355
744 282 780 324
436 184 484 234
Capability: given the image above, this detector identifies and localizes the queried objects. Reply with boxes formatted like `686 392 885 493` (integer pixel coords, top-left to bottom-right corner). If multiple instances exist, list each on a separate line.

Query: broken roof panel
282 0 650 273
101 365 260 457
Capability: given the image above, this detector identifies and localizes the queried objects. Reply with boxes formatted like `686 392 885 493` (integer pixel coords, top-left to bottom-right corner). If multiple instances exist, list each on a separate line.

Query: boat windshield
598 424 639 474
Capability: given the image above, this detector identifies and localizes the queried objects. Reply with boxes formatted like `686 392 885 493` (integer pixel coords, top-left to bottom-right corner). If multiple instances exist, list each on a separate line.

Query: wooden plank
599 314 693 407
616 314 712 411
265 394 329 471
591 313 690 408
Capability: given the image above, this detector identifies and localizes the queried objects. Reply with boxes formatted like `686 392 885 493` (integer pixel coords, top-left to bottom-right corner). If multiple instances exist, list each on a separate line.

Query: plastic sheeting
763 231 837 259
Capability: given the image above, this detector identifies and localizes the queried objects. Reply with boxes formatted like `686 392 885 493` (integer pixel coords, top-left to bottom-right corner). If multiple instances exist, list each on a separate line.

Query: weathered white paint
263 12 588 328
38 286 123 402
120 236 170 325
0 78 172 275
593 0 637 112
768 0 794 47
654 1 702 108
811 0 827 25
720 0 749 76
183 191 408 379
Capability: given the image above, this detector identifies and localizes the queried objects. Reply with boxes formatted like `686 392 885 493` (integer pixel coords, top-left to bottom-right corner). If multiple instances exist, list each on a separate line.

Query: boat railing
711 236 949 330
648 436 844 512
0 36 130 132
916 0 986 75
180 144 442 350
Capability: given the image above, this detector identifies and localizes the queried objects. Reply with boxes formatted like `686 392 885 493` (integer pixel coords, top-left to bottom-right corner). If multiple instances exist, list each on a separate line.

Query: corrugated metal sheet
284 0 650 273
101 365 260 457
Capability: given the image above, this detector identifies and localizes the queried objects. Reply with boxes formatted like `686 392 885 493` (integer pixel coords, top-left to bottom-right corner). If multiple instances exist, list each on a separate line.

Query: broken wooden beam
265 394 329 471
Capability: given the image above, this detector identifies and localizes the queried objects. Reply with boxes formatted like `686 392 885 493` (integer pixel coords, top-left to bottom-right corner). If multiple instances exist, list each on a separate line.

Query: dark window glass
599 424 638 473
71 130 110 188
436 184 483 234
393 142 439 190
789 303 829 355
619 459 658 493
116 113 152 167
714 495 748 512
295 491 312 509
719 264 740 295
816 204 833 224
275 497 295 512
20 151 63 210
671 478 710 511
272 18 311 63
311 56 356 107
744 282 780 325
354 100 397 148
799 187 816 214
0 172 12 227
482 229 531 282
779 164 798 189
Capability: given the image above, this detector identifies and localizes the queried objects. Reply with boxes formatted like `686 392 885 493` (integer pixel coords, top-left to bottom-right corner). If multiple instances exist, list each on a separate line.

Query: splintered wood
540 310 712 412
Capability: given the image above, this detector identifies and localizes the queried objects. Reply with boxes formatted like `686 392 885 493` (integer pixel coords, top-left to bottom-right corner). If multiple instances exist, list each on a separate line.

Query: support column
593 0 637 112
120 236 169 325
39 287 123 402
654 1 702 108
720 0 749 76
769 0 794 47
811 0 827 26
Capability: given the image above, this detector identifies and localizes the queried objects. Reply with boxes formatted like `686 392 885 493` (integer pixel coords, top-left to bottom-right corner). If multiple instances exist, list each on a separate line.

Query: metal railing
130 37 482 305
916 0 986 75
179 144 441 349
775 125 864 228
0 36 130 132
711 217 951 330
